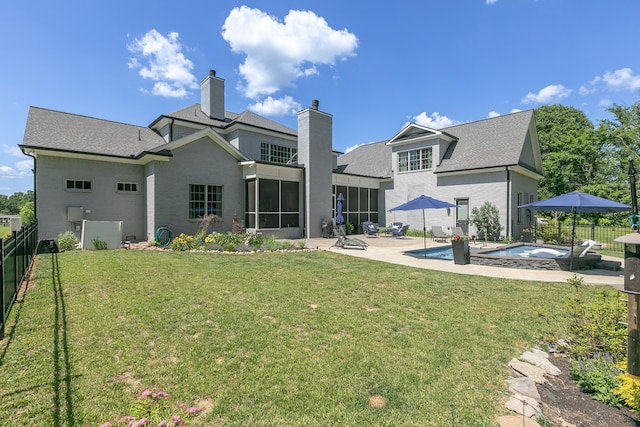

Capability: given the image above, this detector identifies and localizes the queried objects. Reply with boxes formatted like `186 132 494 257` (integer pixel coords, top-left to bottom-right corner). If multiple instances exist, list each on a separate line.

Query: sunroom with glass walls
334 185 379 233
245 178 301 237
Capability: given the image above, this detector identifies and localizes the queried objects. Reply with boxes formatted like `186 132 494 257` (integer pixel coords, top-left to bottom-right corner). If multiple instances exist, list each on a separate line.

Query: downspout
505 166 510 239
22 150 37 222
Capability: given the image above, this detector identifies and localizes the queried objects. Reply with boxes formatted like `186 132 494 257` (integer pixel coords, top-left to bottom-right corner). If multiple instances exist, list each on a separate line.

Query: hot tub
471 243 601 271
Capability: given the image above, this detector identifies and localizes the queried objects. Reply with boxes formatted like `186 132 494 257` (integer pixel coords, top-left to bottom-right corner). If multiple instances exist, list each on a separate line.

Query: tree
19 201 34 224
534 105 600 200
1 191 34 215
471 202 502 243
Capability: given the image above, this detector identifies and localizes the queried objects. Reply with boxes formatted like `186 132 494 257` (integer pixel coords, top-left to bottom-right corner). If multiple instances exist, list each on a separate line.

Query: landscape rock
520 349 561 376
508 358 547 384
508 376 541 402
498 415 543 427
505 393 541 417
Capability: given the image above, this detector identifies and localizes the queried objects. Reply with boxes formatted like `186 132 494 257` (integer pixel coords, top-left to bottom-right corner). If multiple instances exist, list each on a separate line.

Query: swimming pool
404 245 457 260
404 243 601 270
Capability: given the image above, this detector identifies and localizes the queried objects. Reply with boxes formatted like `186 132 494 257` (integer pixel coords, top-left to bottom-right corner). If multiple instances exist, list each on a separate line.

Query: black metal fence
521 223 631 253
1 220 38 339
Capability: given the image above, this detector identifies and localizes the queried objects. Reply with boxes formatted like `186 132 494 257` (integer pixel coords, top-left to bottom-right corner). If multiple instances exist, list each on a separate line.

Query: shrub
570 352 622 407
614 363 640 414
92 237 108 250
564 274 626 359
170 233 195 251
57 231 78 252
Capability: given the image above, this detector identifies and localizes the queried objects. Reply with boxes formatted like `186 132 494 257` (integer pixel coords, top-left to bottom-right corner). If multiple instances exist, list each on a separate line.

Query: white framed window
65 179 92 191
397 147 432 172
116 182 139 193
189 184 223 219
260 142 297 164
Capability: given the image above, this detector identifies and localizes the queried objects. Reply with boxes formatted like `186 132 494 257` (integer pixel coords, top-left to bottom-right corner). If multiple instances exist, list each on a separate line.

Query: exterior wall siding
36 155 146 240
150 137 244 238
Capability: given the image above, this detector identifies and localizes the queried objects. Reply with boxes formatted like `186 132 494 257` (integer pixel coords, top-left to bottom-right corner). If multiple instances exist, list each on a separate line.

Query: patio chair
431 226 449 242
362 221 379 237
392 224 409 238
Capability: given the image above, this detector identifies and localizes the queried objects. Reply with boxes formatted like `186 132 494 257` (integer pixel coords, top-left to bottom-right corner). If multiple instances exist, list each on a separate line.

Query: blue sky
2 0 640 196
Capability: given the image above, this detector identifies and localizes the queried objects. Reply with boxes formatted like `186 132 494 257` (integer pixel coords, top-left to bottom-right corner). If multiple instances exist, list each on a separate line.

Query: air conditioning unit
67 207 84 222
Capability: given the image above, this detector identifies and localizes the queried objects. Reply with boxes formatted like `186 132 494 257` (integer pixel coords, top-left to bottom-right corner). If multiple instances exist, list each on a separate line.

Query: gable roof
435 110 538 174
156 104 297 137
21 106 165 158
337 110 541 178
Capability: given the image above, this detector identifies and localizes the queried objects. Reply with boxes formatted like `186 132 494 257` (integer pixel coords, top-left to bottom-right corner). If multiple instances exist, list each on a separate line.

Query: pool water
404 244 569 261
482 244 569 258
404 245 465 260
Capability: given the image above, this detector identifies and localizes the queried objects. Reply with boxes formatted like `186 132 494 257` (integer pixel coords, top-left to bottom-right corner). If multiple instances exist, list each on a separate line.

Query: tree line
535 100 640 225
0 190 34 224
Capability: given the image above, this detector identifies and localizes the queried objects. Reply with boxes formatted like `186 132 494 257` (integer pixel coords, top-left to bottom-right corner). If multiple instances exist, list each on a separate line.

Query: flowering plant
522 228 531 233
452 234 466 241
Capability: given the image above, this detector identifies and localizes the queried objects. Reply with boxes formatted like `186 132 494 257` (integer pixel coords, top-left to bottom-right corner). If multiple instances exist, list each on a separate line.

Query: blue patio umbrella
336 193 345 225
519 191 631 270
389 195 456 257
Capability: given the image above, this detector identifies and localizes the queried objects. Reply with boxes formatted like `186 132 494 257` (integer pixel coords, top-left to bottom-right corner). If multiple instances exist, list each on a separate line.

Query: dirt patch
368 395 386 409
539 356 640 426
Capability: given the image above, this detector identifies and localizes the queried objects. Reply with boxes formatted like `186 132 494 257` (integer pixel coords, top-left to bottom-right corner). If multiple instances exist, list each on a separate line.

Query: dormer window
398 147 432 172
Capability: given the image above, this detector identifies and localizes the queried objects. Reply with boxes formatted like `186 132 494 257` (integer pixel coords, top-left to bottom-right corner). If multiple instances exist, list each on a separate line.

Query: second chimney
201 69 225 120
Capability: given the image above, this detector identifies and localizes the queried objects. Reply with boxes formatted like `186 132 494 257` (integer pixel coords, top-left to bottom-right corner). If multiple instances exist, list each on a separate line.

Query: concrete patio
305 234 625 290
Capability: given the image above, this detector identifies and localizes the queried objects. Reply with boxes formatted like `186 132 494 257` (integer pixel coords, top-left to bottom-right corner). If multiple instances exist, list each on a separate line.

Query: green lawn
0 249 610 426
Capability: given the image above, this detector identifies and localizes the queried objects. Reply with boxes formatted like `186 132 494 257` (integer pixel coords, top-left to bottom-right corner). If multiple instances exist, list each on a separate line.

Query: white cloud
221 6 358 99
510 108 522 114
486 0 498 4
249 96 302 116
412 112 455 129
579 85 596 96
127 30 198 98
15 160 33 172
344 143 363 154
488 111 500 118
0 161 33 179
521 84 571 104
3 144 22 157
601 68 640 91
599 98 613 107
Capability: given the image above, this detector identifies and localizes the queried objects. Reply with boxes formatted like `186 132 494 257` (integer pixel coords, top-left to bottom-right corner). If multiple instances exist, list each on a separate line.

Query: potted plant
451 234 470 265
521 228 532 243
345 222 354 235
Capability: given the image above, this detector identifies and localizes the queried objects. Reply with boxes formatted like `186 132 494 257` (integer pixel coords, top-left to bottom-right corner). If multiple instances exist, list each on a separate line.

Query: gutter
21 149 37 220
505 166 510 238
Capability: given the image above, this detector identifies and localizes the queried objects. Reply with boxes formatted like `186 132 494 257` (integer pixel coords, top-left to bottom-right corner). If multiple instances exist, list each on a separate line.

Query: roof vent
312 99 319 110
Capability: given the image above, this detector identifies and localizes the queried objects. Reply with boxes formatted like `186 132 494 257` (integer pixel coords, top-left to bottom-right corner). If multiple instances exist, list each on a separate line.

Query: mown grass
0 249 611 426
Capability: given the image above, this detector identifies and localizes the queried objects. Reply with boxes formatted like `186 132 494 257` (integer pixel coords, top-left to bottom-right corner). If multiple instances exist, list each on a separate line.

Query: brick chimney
200 70 225 120
298 100 333 238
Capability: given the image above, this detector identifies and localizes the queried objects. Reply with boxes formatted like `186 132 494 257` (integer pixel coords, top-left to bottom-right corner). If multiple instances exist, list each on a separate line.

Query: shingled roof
21 103 299 159
335 140 392 178
21 106 165 158
435 110 535 173
336 110 537 177
159 104 297 137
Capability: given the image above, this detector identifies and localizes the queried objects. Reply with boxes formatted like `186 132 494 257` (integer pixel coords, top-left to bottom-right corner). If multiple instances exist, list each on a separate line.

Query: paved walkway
305 235 625 290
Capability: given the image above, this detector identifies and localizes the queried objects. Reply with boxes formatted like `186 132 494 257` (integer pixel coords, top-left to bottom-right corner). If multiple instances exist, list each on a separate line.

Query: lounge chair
362 221 379 237
392 224 409 238
331 223 369 249
431 226 449 242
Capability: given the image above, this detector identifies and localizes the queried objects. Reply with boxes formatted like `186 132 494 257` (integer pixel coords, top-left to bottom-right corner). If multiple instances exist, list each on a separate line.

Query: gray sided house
20 70 543 242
